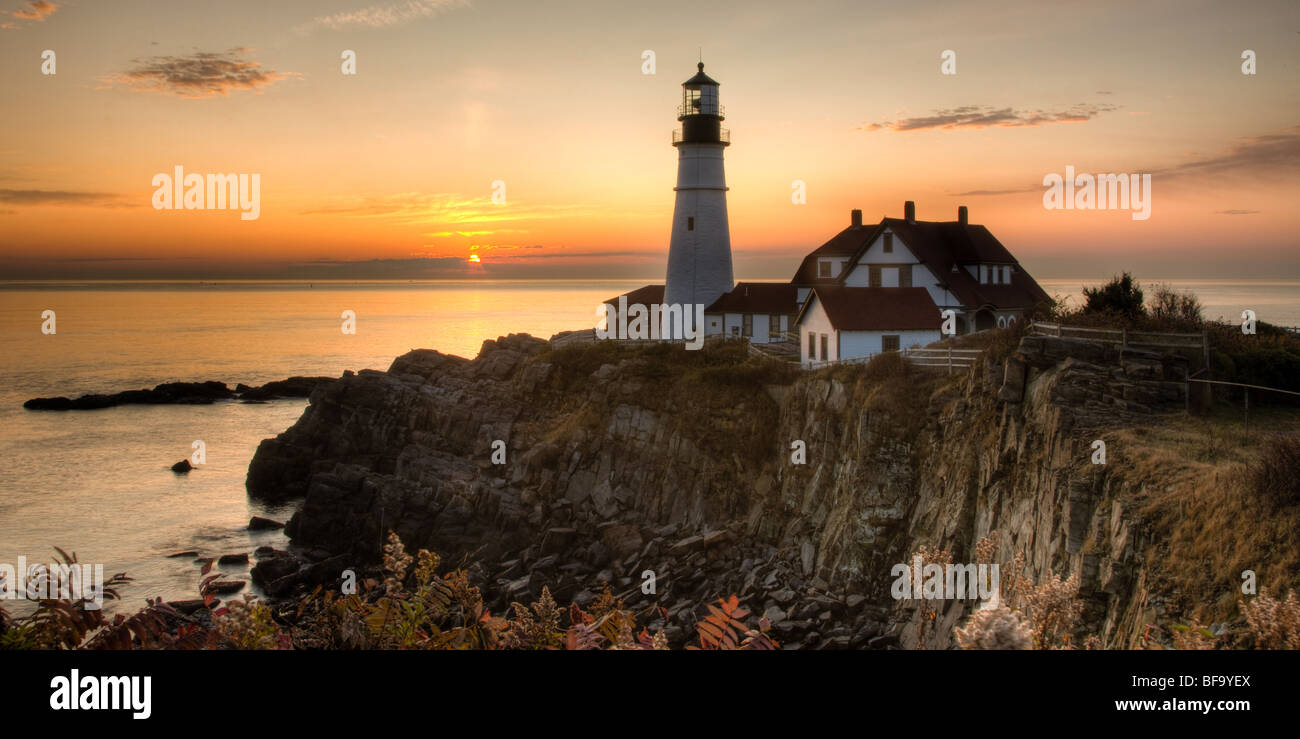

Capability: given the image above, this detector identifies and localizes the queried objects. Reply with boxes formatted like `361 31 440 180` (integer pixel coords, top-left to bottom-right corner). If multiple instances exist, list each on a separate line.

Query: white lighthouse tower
664 62 734 317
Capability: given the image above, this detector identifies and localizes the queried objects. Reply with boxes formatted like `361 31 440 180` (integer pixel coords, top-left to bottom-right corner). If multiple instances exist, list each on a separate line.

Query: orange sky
2 0 1299 280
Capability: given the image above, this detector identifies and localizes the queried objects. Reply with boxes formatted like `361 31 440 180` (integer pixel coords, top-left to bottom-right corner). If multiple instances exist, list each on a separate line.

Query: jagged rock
207 580 246 594
867 634 900 649
167 599 208 615
601 524 643 558
240 331 1197 649
236 376 335 401
171 459 193 474
251 555 299 588
248 516 284 531
26 381 234 410
217 552 249 565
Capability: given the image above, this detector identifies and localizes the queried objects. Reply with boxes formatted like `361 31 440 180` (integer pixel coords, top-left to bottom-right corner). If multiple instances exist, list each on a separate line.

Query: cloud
1214 209 1260 215
299 0 468 32
102 48 291 98
1155 127 1300 180
426 228 527 238
0 188 131 207
862 103 1119 132
12 1 57 21
949 187 1037 197
302 192 590 226
950 126 1300 200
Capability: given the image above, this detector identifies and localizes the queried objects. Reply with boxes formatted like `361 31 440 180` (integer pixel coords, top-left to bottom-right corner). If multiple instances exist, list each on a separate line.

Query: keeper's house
796 286 942 364
790 201 1050 365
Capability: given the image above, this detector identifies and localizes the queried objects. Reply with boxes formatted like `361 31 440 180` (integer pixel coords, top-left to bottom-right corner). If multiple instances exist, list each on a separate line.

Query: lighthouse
664 62 734 317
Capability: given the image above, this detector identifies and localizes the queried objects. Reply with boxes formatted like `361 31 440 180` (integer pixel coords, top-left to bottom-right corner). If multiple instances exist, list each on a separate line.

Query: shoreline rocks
243 331 1198 649
23 376 336 411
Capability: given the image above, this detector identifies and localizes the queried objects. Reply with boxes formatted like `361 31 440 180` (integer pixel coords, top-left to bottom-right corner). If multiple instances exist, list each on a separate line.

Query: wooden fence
1027 321 1206 351
804 346 983 373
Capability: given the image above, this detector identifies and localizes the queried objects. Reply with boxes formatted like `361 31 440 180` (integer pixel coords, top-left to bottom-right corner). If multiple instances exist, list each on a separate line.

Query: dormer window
818 260 832 278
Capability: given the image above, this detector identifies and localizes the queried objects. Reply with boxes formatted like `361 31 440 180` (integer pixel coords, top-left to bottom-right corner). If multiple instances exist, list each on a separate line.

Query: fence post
1244 387 1250 438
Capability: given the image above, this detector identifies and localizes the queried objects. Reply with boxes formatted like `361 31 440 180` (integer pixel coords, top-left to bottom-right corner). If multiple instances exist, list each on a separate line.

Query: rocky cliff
245 331 1194 649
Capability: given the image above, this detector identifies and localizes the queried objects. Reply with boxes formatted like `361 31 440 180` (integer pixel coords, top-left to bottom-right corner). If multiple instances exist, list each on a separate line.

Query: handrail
672 128 730 145
1187 378 1300 398
677 103 724 118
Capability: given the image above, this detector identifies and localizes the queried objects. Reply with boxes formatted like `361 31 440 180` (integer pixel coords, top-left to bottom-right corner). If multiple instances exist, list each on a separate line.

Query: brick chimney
851 209 862 227
904 200 915 223
958 205 968 225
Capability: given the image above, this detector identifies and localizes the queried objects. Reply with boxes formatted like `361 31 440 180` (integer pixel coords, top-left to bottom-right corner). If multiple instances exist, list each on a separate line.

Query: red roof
705 282 799 314
796 286 941 331
603 284 665 307
790 224 873 284
841 218 1051 309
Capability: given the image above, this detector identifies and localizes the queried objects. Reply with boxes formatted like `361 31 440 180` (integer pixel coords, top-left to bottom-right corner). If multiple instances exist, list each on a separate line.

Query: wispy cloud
302 192 589 226
862 103 1119 132
426 228 527 238
101 48 291 99
0 189 133 207
949 126 1300 198
13 0 56 19
1156 127 1300 179
949 187 1036 197
299 0 469 33
3 0 57 29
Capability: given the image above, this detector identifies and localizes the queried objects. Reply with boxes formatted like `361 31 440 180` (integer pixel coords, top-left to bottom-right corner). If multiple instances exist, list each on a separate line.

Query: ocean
1 278 1296 612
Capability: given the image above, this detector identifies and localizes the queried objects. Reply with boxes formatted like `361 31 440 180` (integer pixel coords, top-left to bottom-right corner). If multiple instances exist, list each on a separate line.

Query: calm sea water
0 280 643 613
1 278 1296 612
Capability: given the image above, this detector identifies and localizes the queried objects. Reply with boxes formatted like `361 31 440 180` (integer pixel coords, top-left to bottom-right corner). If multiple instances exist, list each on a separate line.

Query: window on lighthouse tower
685 88 701 112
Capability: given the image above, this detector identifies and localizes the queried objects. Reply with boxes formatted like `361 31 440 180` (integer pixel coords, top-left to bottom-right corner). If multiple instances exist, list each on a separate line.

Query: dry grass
1107 415 1300 624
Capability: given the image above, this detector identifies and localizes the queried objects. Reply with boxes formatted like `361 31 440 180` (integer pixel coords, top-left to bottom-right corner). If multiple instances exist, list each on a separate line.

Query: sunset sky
2 0 1298 281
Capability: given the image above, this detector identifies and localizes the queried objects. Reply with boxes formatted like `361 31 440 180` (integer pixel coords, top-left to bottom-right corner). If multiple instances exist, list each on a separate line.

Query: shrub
955 599 1033 650
1148 283 1203 327
1083 272 1146 321
1250 434 1300 509
0 534 773 652
1240 588 1300 649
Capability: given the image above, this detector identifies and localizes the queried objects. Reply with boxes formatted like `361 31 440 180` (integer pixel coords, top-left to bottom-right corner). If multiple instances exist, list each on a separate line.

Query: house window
899 264 912 288
1003 265 1011 284
869 265 882 287
742 314 753 337
820 333 829 361
883 233 893 253
769 314 780 336
882 335 900 352
808 331 816 358
687 217 694 231
818 260 832 278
